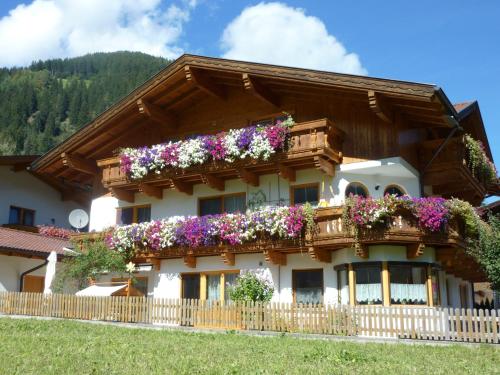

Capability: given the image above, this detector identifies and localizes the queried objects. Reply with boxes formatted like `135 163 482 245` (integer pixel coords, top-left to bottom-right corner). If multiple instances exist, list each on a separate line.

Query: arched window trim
383 184 406 197
344 182 370 198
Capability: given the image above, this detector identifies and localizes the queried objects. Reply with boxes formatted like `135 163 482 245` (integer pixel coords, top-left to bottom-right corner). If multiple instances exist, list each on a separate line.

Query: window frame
388 262 429 306
181 270 240 302
353 262 383 305
383 184 406 197
344 182 369 198
116 204 151 225
9 205 36 226
292 268 324 304
249 112 294 127
197 193 246 216
290 183 320 206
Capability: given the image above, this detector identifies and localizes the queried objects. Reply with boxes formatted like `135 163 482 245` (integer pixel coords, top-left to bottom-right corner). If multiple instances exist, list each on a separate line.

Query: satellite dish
69 209 89 230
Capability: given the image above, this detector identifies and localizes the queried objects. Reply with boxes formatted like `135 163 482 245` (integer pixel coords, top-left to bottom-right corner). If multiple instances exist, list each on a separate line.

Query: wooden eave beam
406 243 425 259
185 66 226 100
137 98 176 127
278 164 296 182
238 168 259 187
221 251 235 266
61 153 98 175
314 156 335 177
170 179 193 196
354 243 369 259
242 73 280 107
264 250 286 266
308 247 331 263
184 254 196 268
139 183 163 199
201 174 225 191
110 188 135 203
368 90 393 123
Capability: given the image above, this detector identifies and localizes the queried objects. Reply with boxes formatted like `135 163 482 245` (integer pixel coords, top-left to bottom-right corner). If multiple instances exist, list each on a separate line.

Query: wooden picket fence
0 292 498 343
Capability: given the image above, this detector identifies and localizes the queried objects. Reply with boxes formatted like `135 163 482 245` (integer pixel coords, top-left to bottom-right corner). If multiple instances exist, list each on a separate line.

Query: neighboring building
31 55 499 308
0 227 69 292
0 155 85 292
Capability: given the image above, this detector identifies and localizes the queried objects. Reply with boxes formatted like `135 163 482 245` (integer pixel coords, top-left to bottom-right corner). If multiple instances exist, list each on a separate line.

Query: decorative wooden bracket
368 90 393 123
314 156 335 177
137 98 176 126
139 183 163 199
170 179 193 195
110 188 134 203
146 258 161 271
242 73 280 108
406 243 426 259
278 164 296 182
201 174 225 191
238 168 259 187
264 250 286 266
221 251 235 266
185 66 226 100
61 153 98 175
184 255 196 268
308 247 331 263
354 243 369 259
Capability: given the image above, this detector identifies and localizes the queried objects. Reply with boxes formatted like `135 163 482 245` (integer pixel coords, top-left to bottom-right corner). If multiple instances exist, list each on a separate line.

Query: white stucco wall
89 158 420 231
0 166 82 228
0 254 48 292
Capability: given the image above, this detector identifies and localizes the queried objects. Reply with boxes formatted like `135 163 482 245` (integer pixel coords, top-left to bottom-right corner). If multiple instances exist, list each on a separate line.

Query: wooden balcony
97 119 343 202
420 136 489 204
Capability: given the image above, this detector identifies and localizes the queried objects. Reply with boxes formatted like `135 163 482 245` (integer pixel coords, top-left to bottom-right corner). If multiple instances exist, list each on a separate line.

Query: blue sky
0 1 499 172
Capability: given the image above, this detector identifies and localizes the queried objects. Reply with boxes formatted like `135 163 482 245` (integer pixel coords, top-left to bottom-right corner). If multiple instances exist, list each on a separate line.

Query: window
431 269 440 306
354 264 382 305
250 114 289 127
182 274 200 299
199 194 246 216
291 184 319 206
293 269 323 304
389 264 427 305
118 205 151 225
384 185 405 197
9 206 35 226
181 271 239 302
112 277 148 297
345 183 368 198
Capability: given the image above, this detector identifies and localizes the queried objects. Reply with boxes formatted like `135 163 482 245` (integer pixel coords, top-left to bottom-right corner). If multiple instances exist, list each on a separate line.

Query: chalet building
31 55 499 308
0 155 83 292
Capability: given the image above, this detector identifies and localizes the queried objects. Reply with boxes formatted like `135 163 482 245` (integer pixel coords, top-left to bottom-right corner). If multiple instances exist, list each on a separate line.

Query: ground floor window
354 264 382 305
431 269 441 306
181 271 239 302
292 269 323 304
389 264 427 305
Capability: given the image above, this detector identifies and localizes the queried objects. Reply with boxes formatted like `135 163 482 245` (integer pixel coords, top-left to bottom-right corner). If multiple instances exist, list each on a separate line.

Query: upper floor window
345 182 368 198
250 114 289 127
118 205 151 225
384 185 405 197
9 206 35 226
199 194 246 216
291 184 319 206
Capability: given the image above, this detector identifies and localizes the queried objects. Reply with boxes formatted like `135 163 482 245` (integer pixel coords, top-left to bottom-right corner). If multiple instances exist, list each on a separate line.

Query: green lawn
0 318 498 375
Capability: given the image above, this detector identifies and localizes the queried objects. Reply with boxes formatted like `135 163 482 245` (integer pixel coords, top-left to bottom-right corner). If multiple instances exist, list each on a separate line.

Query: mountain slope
0 51 171 155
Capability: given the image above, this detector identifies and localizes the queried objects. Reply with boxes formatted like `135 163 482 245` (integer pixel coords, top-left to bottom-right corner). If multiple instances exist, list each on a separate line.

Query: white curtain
390 283 427 304
296 287 322 304
207 275 220 301
356 283 382 304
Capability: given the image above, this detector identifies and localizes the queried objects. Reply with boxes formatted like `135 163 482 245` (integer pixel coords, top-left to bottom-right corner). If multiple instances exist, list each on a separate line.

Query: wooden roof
30 54 490 185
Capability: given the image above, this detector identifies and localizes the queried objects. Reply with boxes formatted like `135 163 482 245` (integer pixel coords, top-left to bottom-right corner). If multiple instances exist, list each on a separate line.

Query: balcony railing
75 206 467 268
97 119 343 199
420 136 490 201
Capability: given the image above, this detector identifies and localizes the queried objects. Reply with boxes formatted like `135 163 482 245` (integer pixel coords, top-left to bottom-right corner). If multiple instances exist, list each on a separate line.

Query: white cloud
221 2 366 75
0 0 197 67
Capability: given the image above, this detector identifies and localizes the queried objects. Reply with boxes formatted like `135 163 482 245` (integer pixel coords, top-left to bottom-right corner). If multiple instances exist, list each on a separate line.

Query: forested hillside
0 52 170 155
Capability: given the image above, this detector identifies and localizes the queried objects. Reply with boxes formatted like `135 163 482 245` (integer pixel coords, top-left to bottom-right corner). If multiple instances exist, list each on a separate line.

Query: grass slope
0 318 498 374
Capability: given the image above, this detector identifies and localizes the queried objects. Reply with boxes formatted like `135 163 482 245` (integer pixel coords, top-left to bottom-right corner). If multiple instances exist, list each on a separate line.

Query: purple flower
237 126 256 149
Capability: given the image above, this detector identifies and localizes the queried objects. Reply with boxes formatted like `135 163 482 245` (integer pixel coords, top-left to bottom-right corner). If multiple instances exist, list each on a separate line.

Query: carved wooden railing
73 206 466 267
96 119 344 198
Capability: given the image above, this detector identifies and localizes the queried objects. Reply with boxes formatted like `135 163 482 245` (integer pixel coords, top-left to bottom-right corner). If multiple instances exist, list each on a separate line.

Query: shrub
229 273 274 302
